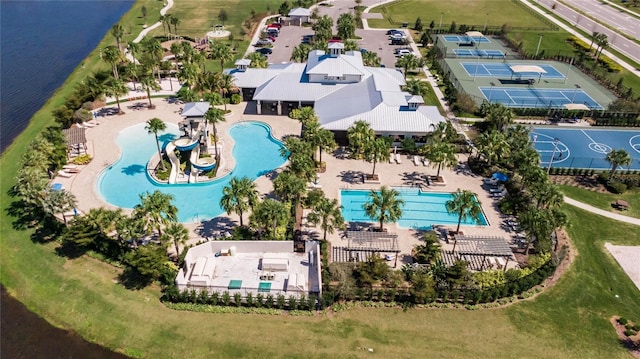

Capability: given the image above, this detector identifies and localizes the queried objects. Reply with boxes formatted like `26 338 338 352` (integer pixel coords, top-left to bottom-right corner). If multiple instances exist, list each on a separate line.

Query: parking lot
254 24 416 68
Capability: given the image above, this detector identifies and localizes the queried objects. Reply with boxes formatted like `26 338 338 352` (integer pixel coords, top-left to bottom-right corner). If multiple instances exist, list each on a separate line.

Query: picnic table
615 200 629 210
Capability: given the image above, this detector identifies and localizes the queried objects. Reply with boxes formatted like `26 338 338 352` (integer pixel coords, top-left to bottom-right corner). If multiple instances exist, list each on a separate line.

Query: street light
535 33 543 58
484 13 489 33
547 138 560 173
571 84 581 103
439 12 444 29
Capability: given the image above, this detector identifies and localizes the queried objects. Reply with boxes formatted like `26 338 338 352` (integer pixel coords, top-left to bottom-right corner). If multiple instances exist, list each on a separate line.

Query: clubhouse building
229 43 446 143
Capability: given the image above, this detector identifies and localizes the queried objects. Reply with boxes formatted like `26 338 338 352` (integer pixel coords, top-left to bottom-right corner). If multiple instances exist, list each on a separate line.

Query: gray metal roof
232 63 303 88
252 72 345 101
306 51 366 77
407 95 424 104
181 102 210 117
288 7 311 16
453 235 514 257
235 59 251 66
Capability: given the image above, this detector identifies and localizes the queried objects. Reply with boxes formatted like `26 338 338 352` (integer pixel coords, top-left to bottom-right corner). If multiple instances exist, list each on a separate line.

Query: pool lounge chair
489 185 505 193
491 189 507 198
413 155 421 166
423 158 429 166
57 170 74 178
395 153 402 164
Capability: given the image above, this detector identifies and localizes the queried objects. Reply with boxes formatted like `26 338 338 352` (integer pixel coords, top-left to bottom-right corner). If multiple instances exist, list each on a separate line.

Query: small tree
145 118 167 171
414 17 423 31
218 9 229 25
606 149 631 177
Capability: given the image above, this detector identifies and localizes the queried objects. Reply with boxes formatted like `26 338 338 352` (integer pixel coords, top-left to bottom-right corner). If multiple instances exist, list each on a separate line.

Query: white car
396 49 412 57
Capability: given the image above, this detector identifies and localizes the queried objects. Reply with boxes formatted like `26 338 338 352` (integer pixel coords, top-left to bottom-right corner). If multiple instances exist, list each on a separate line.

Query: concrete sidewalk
564 196 640 226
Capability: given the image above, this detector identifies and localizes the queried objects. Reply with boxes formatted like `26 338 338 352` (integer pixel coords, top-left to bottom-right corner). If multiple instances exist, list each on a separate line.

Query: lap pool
98 121 286 222
340 188 488 230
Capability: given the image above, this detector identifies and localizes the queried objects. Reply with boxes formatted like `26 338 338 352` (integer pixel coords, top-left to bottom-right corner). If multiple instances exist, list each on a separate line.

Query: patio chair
413 155 421 166
395 153 402 164
57 170 74 178
489 185 505 193
422 158 429 166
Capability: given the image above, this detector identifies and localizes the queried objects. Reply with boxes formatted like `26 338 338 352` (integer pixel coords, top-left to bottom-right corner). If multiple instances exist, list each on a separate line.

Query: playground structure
166 120 217 184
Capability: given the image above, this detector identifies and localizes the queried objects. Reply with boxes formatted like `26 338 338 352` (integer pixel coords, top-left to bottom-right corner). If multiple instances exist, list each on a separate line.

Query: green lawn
559 185 640 218
368 0 550 29
2 0 640 357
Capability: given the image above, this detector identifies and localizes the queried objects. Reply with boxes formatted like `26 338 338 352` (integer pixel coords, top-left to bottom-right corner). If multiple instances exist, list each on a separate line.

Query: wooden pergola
448 234 514 271
332 230 401 267
62 126 87 159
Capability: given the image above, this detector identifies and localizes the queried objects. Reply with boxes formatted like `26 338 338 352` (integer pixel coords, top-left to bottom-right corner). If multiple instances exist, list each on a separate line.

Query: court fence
544 156 640 172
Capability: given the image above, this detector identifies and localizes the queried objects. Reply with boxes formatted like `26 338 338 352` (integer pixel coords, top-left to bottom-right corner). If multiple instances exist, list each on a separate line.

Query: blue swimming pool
340 188 488 230
98 121 286 222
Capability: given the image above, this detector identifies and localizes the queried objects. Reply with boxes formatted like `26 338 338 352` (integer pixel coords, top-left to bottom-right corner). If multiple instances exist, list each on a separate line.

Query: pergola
332 230 401 267
509 65 547 82
448 234 514 271
62 126 87 159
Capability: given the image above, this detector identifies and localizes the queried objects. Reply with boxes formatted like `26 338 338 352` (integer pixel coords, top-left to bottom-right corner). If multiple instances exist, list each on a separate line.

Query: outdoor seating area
614 199 630 211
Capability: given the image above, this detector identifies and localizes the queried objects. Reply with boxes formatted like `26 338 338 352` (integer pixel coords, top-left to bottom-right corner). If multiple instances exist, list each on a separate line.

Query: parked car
391 38 408 45
390 33 406 40
268 22 282 29
396 49 412 57
268 35 276 42
386 29 402 35
255 39 273 47
256 47 273 55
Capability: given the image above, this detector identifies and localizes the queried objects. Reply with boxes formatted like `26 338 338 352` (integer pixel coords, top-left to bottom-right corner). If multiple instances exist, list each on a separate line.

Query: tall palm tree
145 117 167 171
365 137 391 176
363 186 405 231
169 15 180 36
518 207 553 255
395 54 421 79
475 130 509 166
102 45 122 80
531 182 563 210
178 62 200 90
290 106 318 127
220 176 259 227
605 149 631 177
105 78 129 114
246 52 268 68
403 78 429 97
361 50 381 67
347 120 374 160
300 117 336 165
595 33 608 62
41 189 77 225
111 24 125 52
204 107 226 159
139 71 160 108
485 103 514 132
127 41 140 68
165 222 189 259
249 199 290 240
170 42 183 62
445 189 482 236
280 137 316 181
158 15 168 37
306 197 345 241
290 44 312 63
217 73 236 111
209 40 233 72
141 37 164 82
133 190 178 237
273 170 307 220
420 140 457 178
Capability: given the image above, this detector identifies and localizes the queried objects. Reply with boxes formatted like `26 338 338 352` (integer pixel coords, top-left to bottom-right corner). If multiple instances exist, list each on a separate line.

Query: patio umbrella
51 183 63 191
492 172 508 182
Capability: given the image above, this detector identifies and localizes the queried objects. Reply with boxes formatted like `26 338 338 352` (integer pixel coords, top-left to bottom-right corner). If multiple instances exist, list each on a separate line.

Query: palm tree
365 137 391 176
41 189 77 225
395 54 421 79
361 50 381 67
133 190 178 237
589 31 599 51
145 118 167 171
363 186 405 231
606 149 631 177
178 63 200 90
403 78 429 97
159 15 168 37
246 52 268 68
170 15 180 36
217 73 236 111
104 78 129 114
290 44 312 63
249 199 290 240
300 116 336 165
220 176 259 227
595 33 608 62
290 106 318 127
204 107 226 159
347 120 374 160
445 189 482 236
475 130 509 166
273 170 307 220
139 71 160 108
127 41 140 68
413 231 441 265
209 40 233 72
141 37 164 82
485 103 514 132
518 207 553 255
306 197 345 241
280 137 316 181
111 24 125 52
102 45 122 80
165 222 189 259
531 182 563 210
420 140 457 178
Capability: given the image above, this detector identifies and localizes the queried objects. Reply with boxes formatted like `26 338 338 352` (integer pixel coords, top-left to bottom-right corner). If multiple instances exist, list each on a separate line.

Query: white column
277 101 282 115
257 100 262 115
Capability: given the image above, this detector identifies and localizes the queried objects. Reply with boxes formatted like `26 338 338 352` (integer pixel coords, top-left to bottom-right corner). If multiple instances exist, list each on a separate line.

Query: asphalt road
536 0 640 64
563 0 639 40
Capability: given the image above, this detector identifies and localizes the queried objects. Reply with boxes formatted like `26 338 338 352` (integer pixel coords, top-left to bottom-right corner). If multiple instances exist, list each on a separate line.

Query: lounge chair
489 185 505 193
62 164 77 170
491 189 507 198
413 155 421 166
422 158 429 166
483 177 498 185
57 170 74 178
82 121 96 128
395 153 402 164
389 155 395 164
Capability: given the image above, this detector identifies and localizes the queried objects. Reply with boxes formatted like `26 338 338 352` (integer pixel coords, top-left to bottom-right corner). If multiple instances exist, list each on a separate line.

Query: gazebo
288 7 311 25
445 234 514 271
62 126 87 159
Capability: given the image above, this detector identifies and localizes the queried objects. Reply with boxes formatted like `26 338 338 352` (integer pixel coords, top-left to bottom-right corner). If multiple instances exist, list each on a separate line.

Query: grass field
368 0 550 29
559 185 640 219
2 1 640 357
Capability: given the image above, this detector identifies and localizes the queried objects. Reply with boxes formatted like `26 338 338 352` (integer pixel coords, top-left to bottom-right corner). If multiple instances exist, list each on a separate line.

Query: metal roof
288 7 311 16
305 51 366 77
180 102 210 117
235 59 251 66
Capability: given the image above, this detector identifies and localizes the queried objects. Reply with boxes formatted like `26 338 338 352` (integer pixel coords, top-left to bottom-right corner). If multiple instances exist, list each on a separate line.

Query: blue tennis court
443 35 490 43
461 62 565 78
454 49 504 58
530 127 640 170
480 87 604 110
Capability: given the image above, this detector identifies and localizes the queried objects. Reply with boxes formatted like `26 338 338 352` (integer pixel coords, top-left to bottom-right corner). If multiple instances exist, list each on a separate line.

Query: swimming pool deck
55 100 517 260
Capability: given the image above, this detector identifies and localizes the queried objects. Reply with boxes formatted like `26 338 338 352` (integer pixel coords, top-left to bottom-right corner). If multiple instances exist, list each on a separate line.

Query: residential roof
180 102 210 117
288 7 311 16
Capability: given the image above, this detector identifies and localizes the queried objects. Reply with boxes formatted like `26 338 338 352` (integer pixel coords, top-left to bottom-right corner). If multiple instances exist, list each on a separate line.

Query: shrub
624 329 636 337
606 181 627 194
197 290 208 304
308 295 316 311
233 292 242 307
265 294 274 308
222 291 231 306
255 293 264 308
276 294 286 309
230 93 242 104
210 291 219 305
71 154 92 165
288 295 298 310
298 294 307 310
245 292 254 307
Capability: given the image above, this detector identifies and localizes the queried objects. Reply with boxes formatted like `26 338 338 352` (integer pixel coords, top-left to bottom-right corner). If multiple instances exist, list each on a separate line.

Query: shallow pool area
98 121 286 222
340 188 488 230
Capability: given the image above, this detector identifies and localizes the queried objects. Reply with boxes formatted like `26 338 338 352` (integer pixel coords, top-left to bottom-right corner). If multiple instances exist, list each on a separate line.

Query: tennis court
530 127 640 170
461 62 565 78
454 49 504 58
443 35 490 43
480 87 604 109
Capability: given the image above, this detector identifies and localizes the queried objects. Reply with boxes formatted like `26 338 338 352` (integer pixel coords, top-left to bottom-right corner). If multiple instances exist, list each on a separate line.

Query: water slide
165 142 180 184
188 143 200 183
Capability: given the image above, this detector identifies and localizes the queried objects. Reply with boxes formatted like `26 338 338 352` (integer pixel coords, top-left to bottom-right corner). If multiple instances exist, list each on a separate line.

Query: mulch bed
610 317 640 358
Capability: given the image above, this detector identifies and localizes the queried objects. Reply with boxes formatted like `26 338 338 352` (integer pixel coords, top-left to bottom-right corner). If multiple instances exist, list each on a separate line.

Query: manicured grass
368 0 550 29
559 184 640 218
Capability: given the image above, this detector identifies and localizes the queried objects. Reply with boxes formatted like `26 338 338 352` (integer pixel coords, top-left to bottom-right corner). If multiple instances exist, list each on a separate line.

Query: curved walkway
564 196 640 225
132 0 174 43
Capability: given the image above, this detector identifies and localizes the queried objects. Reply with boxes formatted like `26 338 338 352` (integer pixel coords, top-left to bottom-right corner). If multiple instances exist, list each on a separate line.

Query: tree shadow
332 146 351 160
339 170 365 184
195 216 238 239
401 171 428 187
121 164 146 176
5 199 40 230
29 218 64 243
54 240 89 259
118 267 152 290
